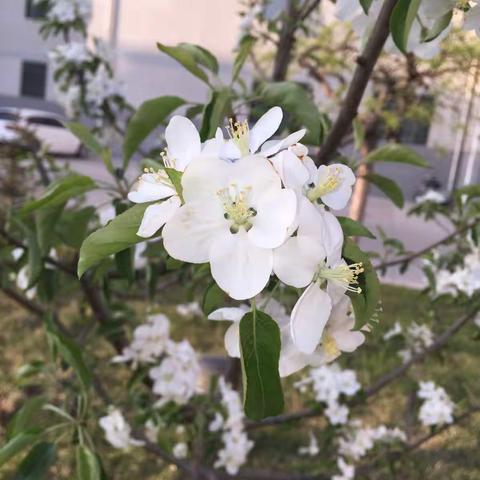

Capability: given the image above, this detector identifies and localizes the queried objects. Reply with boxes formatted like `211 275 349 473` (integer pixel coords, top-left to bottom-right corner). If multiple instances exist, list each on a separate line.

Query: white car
0 107 83 156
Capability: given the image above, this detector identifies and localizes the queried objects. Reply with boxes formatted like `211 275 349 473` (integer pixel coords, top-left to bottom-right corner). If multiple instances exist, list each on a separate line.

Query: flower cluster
113 314 170 366
149 340 201 408
129 107 365 374
294 363 361 425
209 378 254 475
432 247 480 298
43 0 92 24
417 381 455 427
338 421 406 461
384 321 434 363
99 408 144 449
112 313 201 408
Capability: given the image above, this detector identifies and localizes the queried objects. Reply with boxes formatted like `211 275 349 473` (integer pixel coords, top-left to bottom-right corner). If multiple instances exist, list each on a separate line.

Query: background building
0 0 479 189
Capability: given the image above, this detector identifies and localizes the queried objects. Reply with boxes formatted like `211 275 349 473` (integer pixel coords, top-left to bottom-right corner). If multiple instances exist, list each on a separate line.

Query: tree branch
316 0 398 165
374 219 479 271
247 305 479 429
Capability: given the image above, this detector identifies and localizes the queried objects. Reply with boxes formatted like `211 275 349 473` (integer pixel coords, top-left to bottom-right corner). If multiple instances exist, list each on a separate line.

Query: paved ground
59 155 450 288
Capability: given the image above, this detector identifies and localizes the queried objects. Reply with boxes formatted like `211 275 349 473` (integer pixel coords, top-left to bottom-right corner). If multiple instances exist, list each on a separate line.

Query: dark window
0 112 18 121
20 62 47 99
27 116 64 128
25 0 48 19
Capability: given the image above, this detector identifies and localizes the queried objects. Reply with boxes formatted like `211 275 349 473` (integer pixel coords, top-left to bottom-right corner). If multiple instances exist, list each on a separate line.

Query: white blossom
398 322 433 362
112 314 170 366
163 147 297 300
298 432 320 456
99 408 144 449
47 0 92 24
173 442 189 459
417 381 454 427
332 457 355 480
149 340 201 407
383 321 402 340
295 363 360 426
176 302 203 318
212 378 254 475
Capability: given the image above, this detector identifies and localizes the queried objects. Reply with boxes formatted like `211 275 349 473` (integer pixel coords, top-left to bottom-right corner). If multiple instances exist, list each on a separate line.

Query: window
20 62 47 99
27 116 64 128
25 0 48 19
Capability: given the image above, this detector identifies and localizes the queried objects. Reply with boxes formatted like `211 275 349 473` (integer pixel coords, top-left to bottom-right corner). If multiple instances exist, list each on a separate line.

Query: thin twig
316 0 398 164
374 219 479 270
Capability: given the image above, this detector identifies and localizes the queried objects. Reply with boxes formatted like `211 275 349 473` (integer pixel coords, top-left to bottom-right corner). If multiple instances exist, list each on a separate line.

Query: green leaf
47 322 91 390
14 442 56 480
390 0 422 54
178 43 219 74
165 168 184 202
78 203 152 278
359 0 373 14
199 88 232 141
202 282 227 316
338 216 376 239
65 122 103 156
423 10 453 42
157 43 211 85
6 397 45 441
258 81 328 145
76 445 101 480
342 239 381 325
239 309 284 420
123 96 185 166
21 174 96 215
364 173 404 208
353 118 365 150
232 35 255 82
36 204 64 254
57 207 96 249
0 431 41 468
365 144 429 168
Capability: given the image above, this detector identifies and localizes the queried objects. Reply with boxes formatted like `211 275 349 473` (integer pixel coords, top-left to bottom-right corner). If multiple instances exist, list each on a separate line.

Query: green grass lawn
1 284 479 479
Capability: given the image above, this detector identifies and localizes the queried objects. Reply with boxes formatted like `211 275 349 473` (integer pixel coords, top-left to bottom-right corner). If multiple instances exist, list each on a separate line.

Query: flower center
227 118 250 157
322 334 340 358
315 262 364 293
217 184 256 233
306 166 343 203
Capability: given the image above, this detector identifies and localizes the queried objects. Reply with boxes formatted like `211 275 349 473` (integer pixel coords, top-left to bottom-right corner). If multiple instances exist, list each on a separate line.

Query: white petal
290 284 332 354
208 307 248 323
128 173 176 203
202 127 224 156
209 230 273 300
181 156 230 203
273 236 324 288
260 129 306 157
137 196 181 238
224 322 241 357
165 116 201 171
281 150 310 191
321 186 352 210
230 155 281 201
279 349 310 377
303 156 317 181
334 330 365 352
248 188 297 248
298 200 343 261
162 199 226 263
219 139 241 160
249 106 283 153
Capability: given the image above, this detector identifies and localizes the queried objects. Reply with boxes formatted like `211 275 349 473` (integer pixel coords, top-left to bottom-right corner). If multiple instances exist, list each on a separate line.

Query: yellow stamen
307 166 343 202
217 184 256 233
227 118 250 157
316 262 364 293
322 334 340 359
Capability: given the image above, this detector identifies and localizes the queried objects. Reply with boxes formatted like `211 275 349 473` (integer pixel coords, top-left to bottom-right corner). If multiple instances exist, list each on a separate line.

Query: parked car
0 107 83 156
